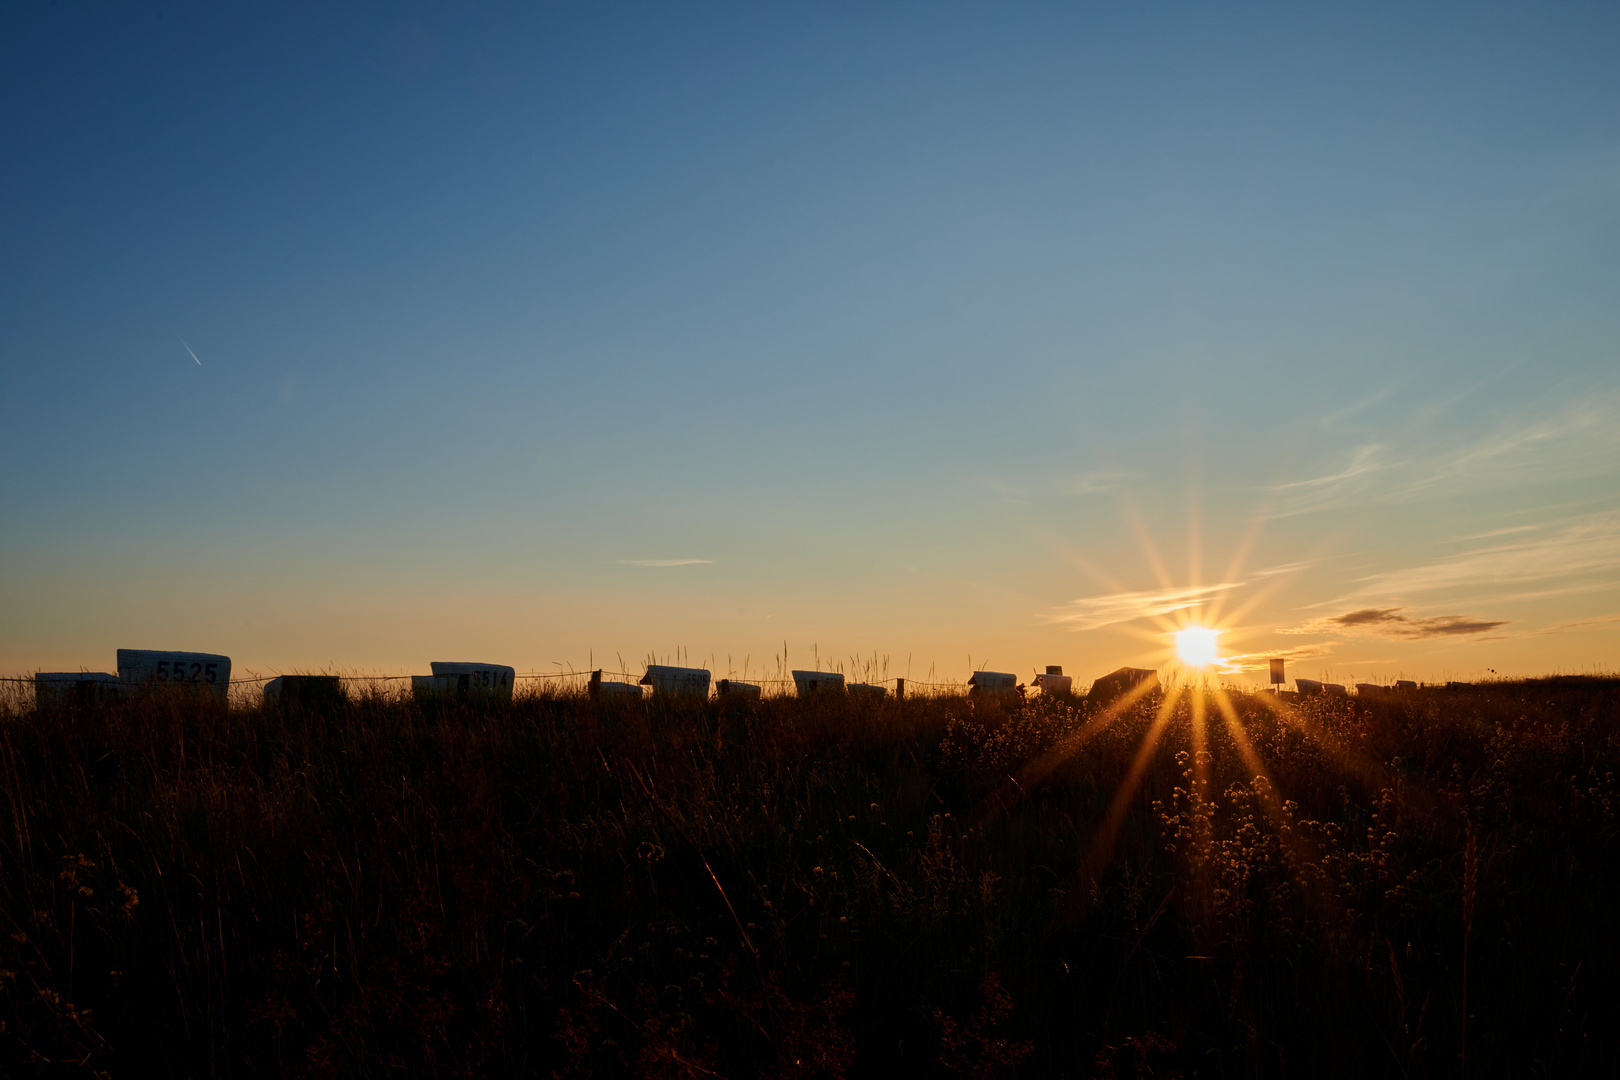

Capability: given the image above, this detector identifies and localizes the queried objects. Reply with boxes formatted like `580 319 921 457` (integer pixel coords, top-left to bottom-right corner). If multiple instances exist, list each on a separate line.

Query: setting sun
1175 626 1220 667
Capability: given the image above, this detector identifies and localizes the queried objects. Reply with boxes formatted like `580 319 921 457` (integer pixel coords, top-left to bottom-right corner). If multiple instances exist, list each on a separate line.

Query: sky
3 1 1619 688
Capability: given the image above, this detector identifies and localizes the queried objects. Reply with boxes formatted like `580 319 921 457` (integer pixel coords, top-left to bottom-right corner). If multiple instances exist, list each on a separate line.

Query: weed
0 679 1615 1075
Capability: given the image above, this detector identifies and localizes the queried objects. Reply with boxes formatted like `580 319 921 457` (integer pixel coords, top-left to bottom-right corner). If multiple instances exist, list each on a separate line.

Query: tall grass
0 678 1616 1076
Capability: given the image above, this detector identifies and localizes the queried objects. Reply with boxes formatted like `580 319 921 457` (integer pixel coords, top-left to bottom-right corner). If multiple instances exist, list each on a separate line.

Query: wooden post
895 678 905 700
590 669 602 700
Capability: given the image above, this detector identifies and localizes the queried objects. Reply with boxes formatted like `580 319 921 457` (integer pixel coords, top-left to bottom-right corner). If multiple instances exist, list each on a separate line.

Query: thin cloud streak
1352 515 1620 600
1264 443 1389 517
1218 642 1337 673
1044 582 1242 631
1525 613 1620 636
1264 387 1620 519
182 339 202 365
1253 559 1318 577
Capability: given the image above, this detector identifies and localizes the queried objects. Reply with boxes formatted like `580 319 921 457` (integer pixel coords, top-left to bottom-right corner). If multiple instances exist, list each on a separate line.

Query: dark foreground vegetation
1 677 1617 1078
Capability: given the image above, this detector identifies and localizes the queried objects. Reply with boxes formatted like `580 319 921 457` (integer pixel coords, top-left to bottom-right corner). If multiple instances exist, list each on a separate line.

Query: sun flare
1175 626 1220 668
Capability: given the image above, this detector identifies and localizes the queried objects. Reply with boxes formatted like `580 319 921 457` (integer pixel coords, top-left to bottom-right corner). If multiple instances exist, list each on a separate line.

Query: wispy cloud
1318 385 1399 434
1265 443 1389 517
1058 471 1132 497
1264 386 1620 518
1350 515 1620 600
1280 607 1508 640
1522 613 1620 637
1252 559 1318 577
1217 642 1337 673
1409 397 1620 493
981 470 1131 505
616 559 714 567
1044 582 1242 631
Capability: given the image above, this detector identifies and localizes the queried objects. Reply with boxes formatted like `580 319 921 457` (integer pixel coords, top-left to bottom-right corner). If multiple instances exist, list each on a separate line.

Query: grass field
0 676 1616 1077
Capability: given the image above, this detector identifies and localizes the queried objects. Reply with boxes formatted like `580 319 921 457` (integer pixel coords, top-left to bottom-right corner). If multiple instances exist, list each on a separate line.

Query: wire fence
0 672 980 686
0 668 983 706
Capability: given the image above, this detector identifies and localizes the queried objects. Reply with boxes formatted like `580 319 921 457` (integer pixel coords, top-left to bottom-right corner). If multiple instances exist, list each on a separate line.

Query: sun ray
1215 532 1343 628
1249 690 1392 791
1204 504 1271 626
1119 494 1177 593
1034 528 1133 596
1004 673 1167 800
1186 484 1202 599
1210 687 1273 787
1189 688 1209 788
1079 685 1184 885
1210 687 1346 922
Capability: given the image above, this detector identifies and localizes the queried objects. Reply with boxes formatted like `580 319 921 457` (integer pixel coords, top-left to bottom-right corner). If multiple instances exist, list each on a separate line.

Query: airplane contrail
181 339 202 365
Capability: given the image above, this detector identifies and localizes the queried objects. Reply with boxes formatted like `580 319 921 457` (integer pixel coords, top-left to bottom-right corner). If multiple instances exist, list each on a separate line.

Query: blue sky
4 1 1619 685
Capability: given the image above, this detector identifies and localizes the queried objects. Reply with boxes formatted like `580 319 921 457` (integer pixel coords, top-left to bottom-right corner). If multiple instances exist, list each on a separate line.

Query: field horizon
2 673 1615 1076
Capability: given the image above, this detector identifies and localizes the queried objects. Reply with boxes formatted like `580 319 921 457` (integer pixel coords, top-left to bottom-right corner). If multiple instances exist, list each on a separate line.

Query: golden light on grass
1174 625 1220 668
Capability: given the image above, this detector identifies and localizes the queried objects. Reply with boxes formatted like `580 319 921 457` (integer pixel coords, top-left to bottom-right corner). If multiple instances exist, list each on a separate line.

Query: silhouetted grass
0 677 1616 1077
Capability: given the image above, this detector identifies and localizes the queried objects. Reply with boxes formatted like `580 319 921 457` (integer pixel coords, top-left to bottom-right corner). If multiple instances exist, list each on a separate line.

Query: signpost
717 679 763 701
967 671 1019 695
117 650 231 701
791 670 845 696
1269 658 1286 691
264 675 344 709
639 665 712 698
1033 666 1073 695
425 662 516 702
34 673 119 708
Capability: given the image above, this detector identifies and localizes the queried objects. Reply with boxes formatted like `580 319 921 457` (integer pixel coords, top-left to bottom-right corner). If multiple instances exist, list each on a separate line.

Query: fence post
590 669 602 700
895 678 905 700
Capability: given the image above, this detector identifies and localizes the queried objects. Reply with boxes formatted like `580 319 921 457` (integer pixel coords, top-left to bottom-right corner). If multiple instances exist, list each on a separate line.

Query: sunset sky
4 2 1618 687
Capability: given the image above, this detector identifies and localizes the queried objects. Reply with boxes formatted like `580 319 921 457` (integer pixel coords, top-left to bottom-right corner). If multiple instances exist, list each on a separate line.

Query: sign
639 665 712 697
791 670 845 695
117 650 231 700
968 671 1019 694
264 675 344 708
1269 658 1285 685
34 673 118 708
1033 673 1073 695
427 662 516 701
412 675 454 696
717 679 762 700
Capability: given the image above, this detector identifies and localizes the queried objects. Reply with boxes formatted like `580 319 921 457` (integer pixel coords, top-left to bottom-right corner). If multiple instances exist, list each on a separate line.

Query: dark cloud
1324 608 1507 639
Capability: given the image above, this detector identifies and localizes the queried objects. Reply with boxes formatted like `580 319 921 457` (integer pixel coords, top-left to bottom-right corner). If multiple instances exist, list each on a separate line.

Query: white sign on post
427 662 516 701
596 681 644 698
412 675 455 697
264 675 344 707
639 665 712 697
1032 673 1073 695
117 650 231 700
968 671 1019 694
717 680 762 701
34 673 119 708
791 670 845 696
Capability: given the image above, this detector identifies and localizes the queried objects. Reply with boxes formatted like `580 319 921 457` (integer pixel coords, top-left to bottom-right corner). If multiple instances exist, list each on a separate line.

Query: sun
1175 626 1220 668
